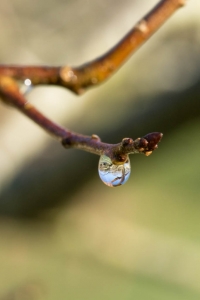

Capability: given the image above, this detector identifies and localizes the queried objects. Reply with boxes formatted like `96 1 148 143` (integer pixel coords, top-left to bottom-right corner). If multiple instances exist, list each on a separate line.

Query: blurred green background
0 0 200 299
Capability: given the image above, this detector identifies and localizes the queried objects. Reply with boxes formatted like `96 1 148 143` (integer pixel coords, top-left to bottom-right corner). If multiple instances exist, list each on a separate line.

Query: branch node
24 102 33 110
61 137 72 148
91 134 101 141
122 138 134 147
135 20 149 34
179 0 187 7
60 66 77 83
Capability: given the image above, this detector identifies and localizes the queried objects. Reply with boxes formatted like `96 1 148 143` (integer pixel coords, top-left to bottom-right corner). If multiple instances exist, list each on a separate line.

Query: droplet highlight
98 155 131 187
19 78 33 95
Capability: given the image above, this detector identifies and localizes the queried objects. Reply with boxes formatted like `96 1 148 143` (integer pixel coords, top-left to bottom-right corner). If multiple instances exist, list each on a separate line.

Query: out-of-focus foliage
0 0 200 299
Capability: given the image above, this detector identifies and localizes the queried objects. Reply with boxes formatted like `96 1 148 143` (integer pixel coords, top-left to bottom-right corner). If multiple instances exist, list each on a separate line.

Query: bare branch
0 76 162 163
0 0 186 94
0 0 186 163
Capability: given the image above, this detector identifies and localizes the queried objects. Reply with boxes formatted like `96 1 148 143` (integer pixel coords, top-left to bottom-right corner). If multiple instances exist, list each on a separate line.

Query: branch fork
0 0 186 163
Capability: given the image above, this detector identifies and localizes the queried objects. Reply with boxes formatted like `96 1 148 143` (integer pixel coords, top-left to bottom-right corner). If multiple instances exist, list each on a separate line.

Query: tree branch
0 0 186 94
0 76 162 164
0 0 186 163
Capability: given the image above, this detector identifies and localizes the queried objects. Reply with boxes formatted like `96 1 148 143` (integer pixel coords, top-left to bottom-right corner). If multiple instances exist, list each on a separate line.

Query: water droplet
98 155 131 187
19 78 33 95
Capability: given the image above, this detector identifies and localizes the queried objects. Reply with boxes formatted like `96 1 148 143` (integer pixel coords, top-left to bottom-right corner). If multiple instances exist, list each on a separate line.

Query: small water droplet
98 155 131 187
24 78 32 86
19 78 33 95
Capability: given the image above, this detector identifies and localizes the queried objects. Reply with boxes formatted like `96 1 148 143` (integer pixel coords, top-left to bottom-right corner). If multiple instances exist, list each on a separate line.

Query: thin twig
0 76 162 163
0 0 186 94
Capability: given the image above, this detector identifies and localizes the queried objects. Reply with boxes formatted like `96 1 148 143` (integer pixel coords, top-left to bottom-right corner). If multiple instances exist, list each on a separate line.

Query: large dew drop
98 155 131 187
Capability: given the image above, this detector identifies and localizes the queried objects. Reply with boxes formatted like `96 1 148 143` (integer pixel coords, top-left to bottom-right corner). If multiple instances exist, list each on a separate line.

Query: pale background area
0 0 200 299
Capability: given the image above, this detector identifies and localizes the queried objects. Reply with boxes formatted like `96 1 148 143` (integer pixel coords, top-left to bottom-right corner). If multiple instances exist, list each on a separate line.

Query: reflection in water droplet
20 78 33 95
98 155 131 187
24 78 32 86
